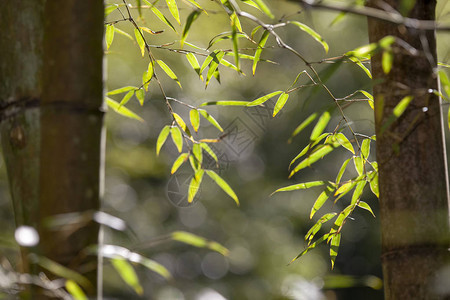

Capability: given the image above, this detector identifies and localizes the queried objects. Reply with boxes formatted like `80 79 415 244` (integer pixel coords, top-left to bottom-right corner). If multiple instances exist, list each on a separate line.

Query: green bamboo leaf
353 155 364 176
253 30 269 75
156 125 171 156
206 51 225 88
335 158 351 185
361 138 371 159
106 24 115 50
200 51 219 73
107 86 136 95
439 70 450 97
252 0 274 18
173 112 187 132
347 43 377 59
66 280 87 300
200 143 218 162
114 27 134 41
219 58 240 73
119 90 135 107
332 204 354 229
188 169 204 203
192 143 203 165
111 258 143 295
305 213 336 242
198 109 223 131
382 50 394 74
273 92 289 117
310 111 331 141
272 181 326 195
348 57 372 78
190 109 200 132
335 133 354 154
289 21 329 53
351 180 366 205
289 113 318 142
134 28 146 57
139 257 171 279
181 10 201 47
230 12 240 71
171 153 189 174
241 0 262 10
105 4 119 16
289 133 329 169
330 233 341 269
172 231 229 256
201 100 248 106
186 53 203 80
393 95 413 116
189 154 200 172
368 171 379 197
170 126 183 152
157 60 182 88
166 0 180 24
358 201 375 217
290 233 329 264
289 144 335 177
310 186 335 219
106 97 144 122
206 170 239 206
146 2 177 32
334 180 356 197
247 91 283 107
185 0 205 11
143 62 154 90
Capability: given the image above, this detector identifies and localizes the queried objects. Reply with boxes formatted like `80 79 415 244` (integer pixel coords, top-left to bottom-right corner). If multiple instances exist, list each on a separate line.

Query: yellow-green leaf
247 91 283 107
382 50 394 74
253 30 269 75
330 233 341 269
107 86 136 95
106 24 115 50
171 231 229 256
273 92 289 117
310 111 331 141
310 186 334 219
289 143 335 178
171 153 189 174
156 125 171 156
230 12 240 71
66 280 87 300
335 133 354 154
206 51 225 88
119 90 135 107
289 21 329 53
166 0 180 24
173 112 187 131
272 181 326 195
368 171 379 197
205 170 239 206
188 169 204 203
170 126 183 152
252 0 274 18
147 2 177 32
106 97 144 122
111 258 143 295
198 109 223 131
181 10 201 47
335 158 351 184
192 143 203 165
351 180 366 205
190 109 200 132
200 143 218 162
157 60 182 88
353 155 364 176
361 138 371 159
134 28 146 57
348 56 372 78
114 27 134 40
289 113 318 142
186 53 203 80
358 201 375 217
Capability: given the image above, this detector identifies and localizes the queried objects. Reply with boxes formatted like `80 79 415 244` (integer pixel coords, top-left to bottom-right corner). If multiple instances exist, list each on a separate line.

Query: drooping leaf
190 109 200 132
181 10 201 47
273 92 289 117
361 138 371 159
335 158 351 185
106 97 144 122
119 90 135 107
198 109 223 131
289 133 330 168
289 113 318 142
200 50 220 74
351 180 366 205
241 0 262 10
330 233 341 269
290 233 330 264
171 231 229 255
106 24 115 50
439 70 450 97
170 126 183 152
305 213 336 244
171 153 189 174
165 0 180 24
134 28 146 57
200 143 218 162
348 56 372 78
247 91 283 107
335 133 354 154
368 171 379 197
253 30 269 75
186 53 203 80
188 169 204 203
289 144 336 177
192 143 203 165
310 186 335 219
66 280 87 300
334 180 356 197
156 125 171 156
185 0 205 11
252 0 274 18
206 170 239 206
143 61 154 90
146 1 177 32
111 258 143 295
380 96 414 133
272 181 326 195
105 4 119 16
310 111 331 141
114 27 134 40
289 21 329 53
358 201 376 217
157 60 182 88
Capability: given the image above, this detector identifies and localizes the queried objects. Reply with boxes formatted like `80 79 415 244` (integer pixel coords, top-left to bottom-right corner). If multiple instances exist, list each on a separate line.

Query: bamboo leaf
358 201 375 217
166 0 180 24
247 91 283 107
230 12 240 71
134 28 146 57
310 111 331 141
310 186 335 219
335 180 356 197
200 143 218 162
181 10 201 47
119 90 135 107
173 112 187 131
192 143 203 165
272 181 326 195
188 169 204 203
171 153 189 174
171 231 229 256
273 92 289 117
105 4 119 16
106 97 144 122
289 21 329 53
290 234 329 264
106 24 115 50
361 138 371 159
335 158 351 185
201 100 248 106
289 144 335 177
206 51 225 88
157 60 182 88
351 180 366 205
143 61 154 90
353 155 364 176
190 109 200 132
393 95 413 117
186 53 203 80
368 171 379 197
114 27 134 40
252 0 274 18
66 280 87 300
289 133 330 169
170 126 183 152
289 113 318 142
330 233 341 269
156 125 171 156
198 109 223 131
111 258 143 295
348 57 372 78
382 50 394 74
335 133 354 154
206 170 239 206
147 3 177 32
253 30 269 75
107 86 136 95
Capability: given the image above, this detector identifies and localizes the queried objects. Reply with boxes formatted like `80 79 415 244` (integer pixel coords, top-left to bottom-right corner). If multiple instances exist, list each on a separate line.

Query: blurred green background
1 0 449 299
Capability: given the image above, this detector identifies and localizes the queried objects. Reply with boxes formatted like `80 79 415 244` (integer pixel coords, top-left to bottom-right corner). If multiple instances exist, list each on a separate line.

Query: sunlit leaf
289 144 335 177
198 109 223 131
146 1 177 32
348 57 372 78
201 100 248 106
107 86 136 95
119 90 135 107
289 21 329 53
192 143 203 165
206 51 225 88
289 113 318 142
143 61 154 91
253 30 269 75
157 60 182 88
358 201 375 217
381 96 414 133
351 180 366 205
156 125 171 156
181 10 201 47
241 0 261 10
289 133 329 168
290 234 329 264
106 97 144 122
310 111 331 141
170 126 183 152
190 109 200 132
188 169 204 203
111 258 143 295
310 186 335 219
185 0 205 11
335 158 351 184
166 0 180 24
134 28 146 57
200 143 218 162
361 139 371 159
105 4 119 16
382 50 394 74
305 213 336 243
66 280 87 300
368 171 379 197
334 133 354 154
330 233 341 269
252 0 274 18
230 12 240 71
347 43 377 59
171 153 189 174
439 70 450 97
171 231 229 256
201 50 220 73
173 112 187 131
247 91 283 107
206 170 239 206
186 53 203 80
335 180 356 197
273 93 289 117
272 181 326 195
106 24 115 50
189 154 200 172
353 155 364 176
